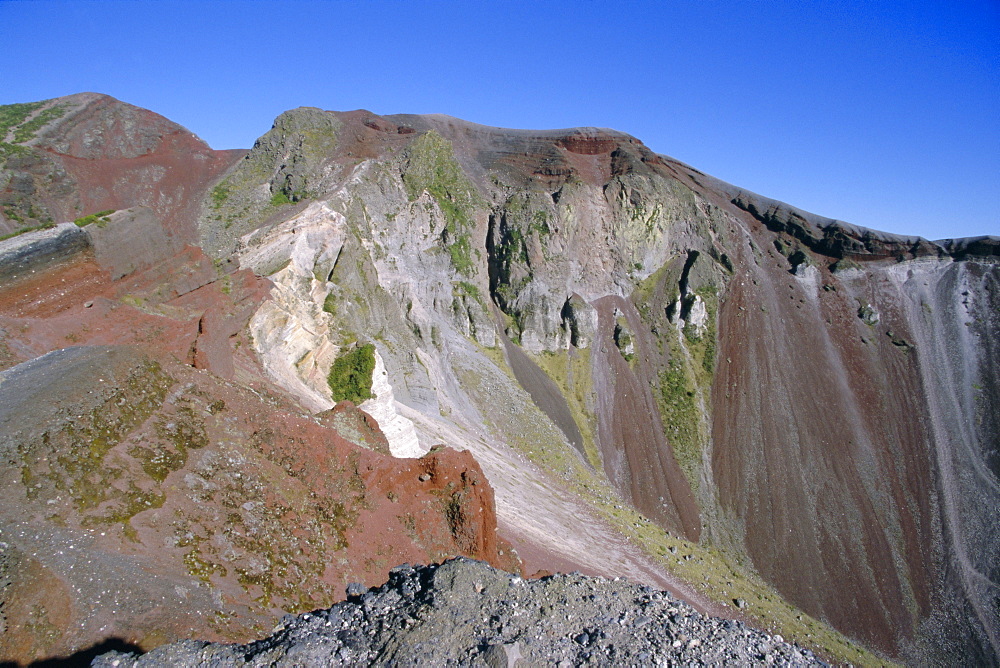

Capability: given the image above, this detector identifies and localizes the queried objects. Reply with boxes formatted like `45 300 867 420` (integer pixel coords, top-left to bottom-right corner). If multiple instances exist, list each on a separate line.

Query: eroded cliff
0 97 518 665
189 105 997 663
0 94 996 665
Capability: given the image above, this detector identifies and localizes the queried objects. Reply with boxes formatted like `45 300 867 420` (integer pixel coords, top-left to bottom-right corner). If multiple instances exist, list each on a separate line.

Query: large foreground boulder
95 557 824 667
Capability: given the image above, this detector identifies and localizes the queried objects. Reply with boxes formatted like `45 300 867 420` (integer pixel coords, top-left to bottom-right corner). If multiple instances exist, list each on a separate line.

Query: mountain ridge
0 93 996 665
16 92 993 248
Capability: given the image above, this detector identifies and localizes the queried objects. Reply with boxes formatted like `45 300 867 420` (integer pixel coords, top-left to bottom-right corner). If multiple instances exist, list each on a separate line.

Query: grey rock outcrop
0 222 89 283
95 558 824 667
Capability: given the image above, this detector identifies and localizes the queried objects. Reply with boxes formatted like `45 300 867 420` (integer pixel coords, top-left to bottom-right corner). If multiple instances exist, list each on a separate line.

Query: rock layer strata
0 94 996 665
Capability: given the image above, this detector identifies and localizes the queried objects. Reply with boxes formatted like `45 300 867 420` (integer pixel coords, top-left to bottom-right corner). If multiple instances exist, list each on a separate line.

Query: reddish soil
555 132 619 156
0 125 521 662
590 295 702 541
709 222 937 656
3 93 244 246
54 142 243 244
0 245 269 382
0 227 520 666
0 345 518 664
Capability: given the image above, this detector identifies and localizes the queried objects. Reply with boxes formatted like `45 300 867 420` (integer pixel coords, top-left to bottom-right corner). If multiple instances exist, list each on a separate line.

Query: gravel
94 557 825 667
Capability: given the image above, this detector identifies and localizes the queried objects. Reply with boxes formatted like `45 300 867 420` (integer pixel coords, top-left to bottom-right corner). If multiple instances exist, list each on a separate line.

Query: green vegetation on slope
458 348 882 667
209 183 231 209
0 100 67 230
658 352 702 488
657 286 718 496
269 190 294 206
453 281 481 301
74 209 116 228
0 142 32 162
328 343 377 404
17 359 175 546
632 259 718 503
13 105 66 143
0 100 66 144
0 102 44 138
402 131 482 276
531 348 602 469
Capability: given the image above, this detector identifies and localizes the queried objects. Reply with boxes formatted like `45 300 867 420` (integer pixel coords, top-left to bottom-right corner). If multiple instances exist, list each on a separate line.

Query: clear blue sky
2 0 997 240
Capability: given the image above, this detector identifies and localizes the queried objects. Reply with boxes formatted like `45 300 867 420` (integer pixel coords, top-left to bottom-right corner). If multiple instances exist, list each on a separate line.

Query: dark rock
0 222 90 283
94 558 825 667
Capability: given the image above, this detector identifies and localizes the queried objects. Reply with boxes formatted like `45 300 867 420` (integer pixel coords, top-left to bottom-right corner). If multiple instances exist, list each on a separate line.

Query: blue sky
2 0 997 240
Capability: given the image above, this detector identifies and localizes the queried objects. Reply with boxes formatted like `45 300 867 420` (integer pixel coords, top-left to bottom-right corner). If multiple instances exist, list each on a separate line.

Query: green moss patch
0 221 55 242
655 288 717 498
453 281 481 301
74 209 115 228
328 343 377 404
209 183 231 209
657 350 703 494
402 131 482 276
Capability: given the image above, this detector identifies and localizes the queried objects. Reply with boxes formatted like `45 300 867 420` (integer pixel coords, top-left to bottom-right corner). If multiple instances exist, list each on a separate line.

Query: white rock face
667 293 708 338
241 200 425 458
685 294 708 337
793 264 821 304
360 350 425 458
243 202 345 412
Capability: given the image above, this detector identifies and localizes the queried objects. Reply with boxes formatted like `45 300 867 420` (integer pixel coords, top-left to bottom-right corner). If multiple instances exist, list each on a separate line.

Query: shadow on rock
0 639 145 668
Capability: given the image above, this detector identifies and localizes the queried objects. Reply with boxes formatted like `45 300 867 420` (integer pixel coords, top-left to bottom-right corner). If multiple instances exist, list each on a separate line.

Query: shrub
327 343 376 404
74 210 115 227
270 190 293 206
0 102 43 138
455 281 480 300
12 104 66 143
209 183 231 208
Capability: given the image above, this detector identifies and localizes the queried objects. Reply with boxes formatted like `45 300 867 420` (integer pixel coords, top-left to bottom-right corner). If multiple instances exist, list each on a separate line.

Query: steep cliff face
0 96 520 666
194 106 998 663
709 187 1000 661
1 94 996 665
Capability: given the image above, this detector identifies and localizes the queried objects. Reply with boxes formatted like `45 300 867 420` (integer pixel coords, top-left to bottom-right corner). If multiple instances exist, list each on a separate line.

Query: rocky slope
0 98 517 665
0 93 996 665
0 344 516 659
0 92 243 246
189 105 997 664
94 557 825 667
